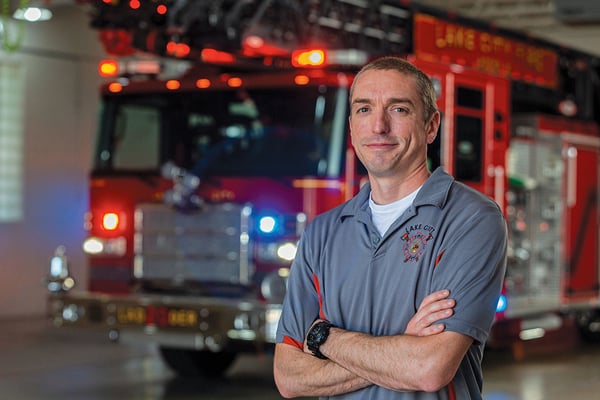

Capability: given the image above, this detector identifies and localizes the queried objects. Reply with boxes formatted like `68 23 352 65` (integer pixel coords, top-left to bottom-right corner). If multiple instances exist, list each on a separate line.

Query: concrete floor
1 318 600 399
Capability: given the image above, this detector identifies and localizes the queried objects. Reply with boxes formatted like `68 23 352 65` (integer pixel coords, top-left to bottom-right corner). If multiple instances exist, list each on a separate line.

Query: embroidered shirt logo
401 224 435 262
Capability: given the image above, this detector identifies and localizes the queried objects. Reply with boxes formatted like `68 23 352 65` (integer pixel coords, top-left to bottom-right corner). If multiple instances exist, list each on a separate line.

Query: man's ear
426 111 441 144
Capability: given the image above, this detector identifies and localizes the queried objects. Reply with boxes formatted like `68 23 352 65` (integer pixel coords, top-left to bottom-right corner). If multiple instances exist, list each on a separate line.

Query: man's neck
369 164 431 205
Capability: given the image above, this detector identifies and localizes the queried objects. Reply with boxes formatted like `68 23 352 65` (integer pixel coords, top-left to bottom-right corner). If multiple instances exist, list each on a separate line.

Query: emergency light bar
98 58 191 79
292 48 368 68
292 49 325 67
98 59 161 77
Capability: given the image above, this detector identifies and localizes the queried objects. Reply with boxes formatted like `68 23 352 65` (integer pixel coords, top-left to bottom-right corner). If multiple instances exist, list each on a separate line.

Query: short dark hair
350 56 438 122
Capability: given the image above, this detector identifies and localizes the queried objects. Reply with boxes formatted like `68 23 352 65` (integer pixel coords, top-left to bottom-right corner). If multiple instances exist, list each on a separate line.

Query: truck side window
455 115 483 182
455 86 484 182
112 105 160 169
456 86 483 109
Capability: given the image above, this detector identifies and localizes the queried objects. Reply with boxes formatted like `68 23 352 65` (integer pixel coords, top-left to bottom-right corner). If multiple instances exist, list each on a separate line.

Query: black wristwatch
306 321 335 359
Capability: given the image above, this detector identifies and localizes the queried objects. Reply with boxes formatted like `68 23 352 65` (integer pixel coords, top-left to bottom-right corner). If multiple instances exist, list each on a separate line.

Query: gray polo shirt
276 167 507 399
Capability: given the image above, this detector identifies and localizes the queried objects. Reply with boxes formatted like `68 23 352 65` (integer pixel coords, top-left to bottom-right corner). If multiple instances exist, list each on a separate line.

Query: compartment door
562 138 600 301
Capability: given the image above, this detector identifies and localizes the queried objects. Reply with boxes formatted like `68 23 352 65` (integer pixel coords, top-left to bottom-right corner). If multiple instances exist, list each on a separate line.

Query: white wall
0 5 104 318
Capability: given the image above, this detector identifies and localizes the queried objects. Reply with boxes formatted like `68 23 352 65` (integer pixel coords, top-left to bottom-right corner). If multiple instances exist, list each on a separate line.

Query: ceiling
415 0 600 56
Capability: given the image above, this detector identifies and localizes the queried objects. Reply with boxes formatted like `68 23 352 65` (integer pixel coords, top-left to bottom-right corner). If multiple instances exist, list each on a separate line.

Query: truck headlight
276 242 297 261
83 236 126 256
256 241 297 263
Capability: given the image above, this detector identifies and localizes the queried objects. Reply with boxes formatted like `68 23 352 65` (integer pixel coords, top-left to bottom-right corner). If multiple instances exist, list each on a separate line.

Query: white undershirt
369 187 422 236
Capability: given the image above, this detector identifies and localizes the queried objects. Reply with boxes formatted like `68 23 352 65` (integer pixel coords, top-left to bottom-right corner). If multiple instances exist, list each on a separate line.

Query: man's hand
405 289 455 336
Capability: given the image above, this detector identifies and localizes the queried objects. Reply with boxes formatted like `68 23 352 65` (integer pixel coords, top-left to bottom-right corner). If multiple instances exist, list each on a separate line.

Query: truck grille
133 203 252 286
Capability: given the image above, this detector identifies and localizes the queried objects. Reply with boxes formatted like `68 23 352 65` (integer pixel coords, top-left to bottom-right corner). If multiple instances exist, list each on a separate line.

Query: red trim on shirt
283 335 303 350
447 381 456 400
281 274 326 350
434 249 446 268
312 273 327 320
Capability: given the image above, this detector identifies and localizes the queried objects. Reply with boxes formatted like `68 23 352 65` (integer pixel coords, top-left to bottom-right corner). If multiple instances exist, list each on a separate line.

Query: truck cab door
414 59 510 210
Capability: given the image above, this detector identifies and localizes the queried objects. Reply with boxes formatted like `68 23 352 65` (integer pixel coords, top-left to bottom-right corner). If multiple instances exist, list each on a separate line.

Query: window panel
455 115 483 182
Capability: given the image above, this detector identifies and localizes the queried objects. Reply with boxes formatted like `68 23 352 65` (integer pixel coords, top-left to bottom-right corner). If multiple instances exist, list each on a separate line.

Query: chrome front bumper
48 292 282 351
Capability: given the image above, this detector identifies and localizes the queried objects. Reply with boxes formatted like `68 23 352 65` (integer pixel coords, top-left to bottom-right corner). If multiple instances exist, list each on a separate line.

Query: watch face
313 324 328 341
307 321 331 359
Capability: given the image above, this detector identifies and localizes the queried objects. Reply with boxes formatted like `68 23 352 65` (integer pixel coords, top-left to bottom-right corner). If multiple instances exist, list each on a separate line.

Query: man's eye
356 106 369 113
393 107 409 113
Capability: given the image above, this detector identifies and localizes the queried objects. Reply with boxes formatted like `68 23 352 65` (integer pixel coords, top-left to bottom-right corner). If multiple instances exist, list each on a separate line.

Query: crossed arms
273 290 472 398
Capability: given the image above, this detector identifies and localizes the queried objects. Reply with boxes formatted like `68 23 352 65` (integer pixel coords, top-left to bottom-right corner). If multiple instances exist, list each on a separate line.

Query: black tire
577 310 600 343
159 347 237 377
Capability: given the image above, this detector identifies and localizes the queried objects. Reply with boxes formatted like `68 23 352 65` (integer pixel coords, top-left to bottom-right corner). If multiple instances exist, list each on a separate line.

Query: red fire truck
47 0 600 376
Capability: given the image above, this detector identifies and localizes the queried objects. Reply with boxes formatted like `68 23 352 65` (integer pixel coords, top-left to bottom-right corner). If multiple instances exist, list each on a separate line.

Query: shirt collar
339 167 454 221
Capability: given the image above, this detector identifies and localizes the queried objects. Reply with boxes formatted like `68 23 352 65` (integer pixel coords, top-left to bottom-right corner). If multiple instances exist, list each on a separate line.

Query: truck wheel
577 310 600 343
159 347 237 377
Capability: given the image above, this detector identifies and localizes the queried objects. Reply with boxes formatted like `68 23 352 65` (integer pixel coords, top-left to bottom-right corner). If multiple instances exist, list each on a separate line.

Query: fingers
417 323 446 336
418 290 455 314
419 289 450 308
418 307 454 328
405 290 455 337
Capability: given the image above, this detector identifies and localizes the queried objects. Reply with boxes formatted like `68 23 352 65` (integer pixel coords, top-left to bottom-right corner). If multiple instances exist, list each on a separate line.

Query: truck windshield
94 85 347 178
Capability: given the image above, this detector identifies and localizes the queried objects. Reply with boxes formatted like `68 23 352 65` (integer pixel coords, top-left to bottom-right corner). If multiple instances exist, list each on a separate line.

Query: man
273 56 507 399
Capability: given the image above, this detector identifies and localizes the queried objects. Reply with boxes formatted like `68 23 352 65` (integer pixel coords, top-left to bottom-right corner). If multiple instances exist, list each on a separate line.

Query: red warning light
166 41 190 58
227 77 243 87
201 48 235 64
195 79 211 89
108 82 123 93
166 80 181 90
156 4 168 15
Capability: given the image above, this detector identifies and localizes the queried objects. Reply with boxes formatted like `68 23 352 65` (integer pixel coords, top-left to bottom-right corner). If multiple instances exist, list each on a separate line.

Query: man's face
349 69 438 179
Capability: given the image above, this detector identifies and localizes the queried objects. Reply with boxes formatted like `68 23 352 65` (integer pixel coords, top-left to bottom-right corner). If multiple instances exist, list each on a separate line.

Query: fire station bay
3 1 600 399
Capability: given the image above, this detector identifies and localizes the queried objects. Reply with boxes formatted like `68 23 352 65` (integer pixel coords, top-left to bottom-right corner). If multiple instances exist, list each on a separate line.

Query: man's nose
372 109 390 134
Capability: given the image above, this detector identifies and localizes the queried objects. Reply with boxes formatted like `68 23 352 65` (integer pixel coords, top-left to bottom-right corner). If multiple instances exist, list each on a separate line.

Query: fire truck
46 0 600 376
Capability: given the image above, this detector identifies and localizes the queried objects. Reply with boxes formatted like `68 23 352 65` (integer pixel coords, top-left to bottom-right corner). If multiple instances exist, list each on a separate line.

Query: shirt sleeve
431 200 508 345
275 228 322 346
